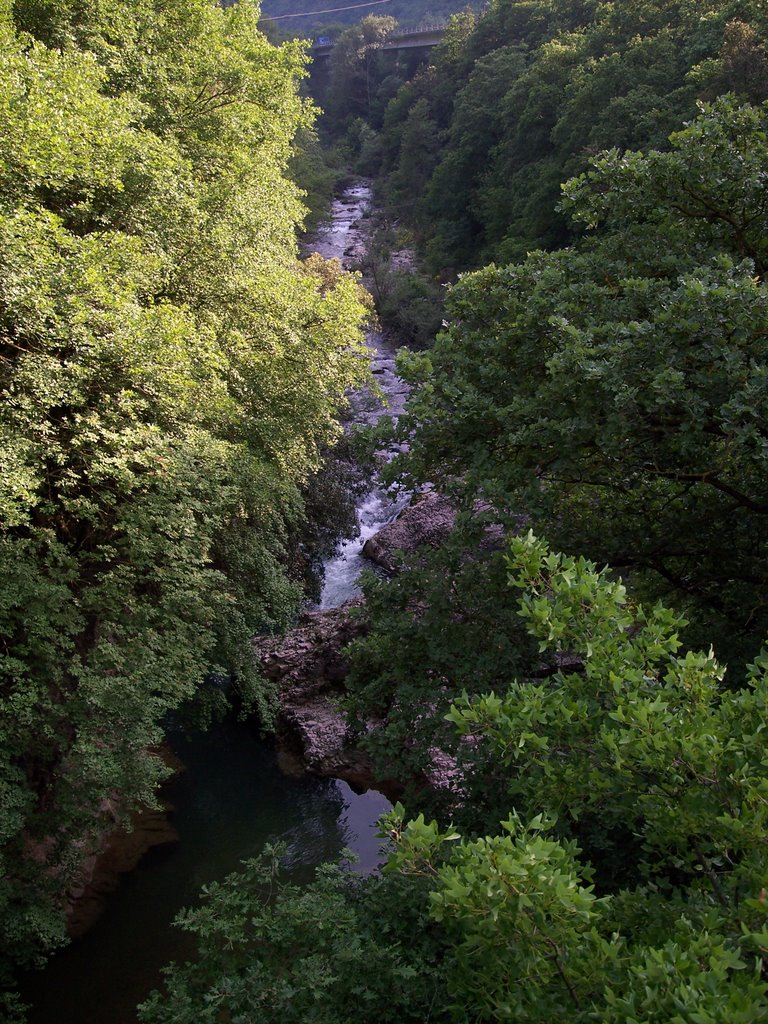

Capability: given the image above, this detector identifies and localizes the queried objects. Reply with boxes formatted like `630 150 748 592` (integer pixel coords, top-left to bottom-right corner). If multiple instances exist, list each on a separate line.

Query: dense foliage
138 846 447 1024
141 534 768 1022
391 96 768 659
0 0 370 988
364 0 768 271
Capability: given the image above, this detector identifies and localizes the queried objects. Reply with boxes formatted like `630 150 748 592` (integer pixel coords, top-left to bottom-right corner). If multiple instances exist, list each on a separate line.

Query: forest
3 0 768 1021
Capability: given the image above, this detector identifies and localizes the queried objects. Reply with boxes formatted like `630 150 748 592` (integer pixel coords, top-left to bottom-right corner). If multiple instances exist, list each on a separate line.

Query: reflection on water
23 718 391 1024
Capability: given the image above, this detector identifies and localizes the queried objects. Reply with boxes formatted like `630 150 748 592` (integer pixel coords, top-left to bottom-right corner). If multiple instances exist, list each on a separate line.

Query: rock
65 745 183 937
426 746 465 799
361 491 457 571
277 697 401 798
254 603 403 799
66 803 179 938
389 247 416 272
253 599 366 692
361 493 512 572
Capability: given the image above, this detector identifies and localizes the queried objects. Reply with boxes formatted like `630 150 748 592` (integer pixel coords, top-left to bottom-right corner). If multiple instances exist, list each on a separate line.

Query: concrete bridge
311 23 446 58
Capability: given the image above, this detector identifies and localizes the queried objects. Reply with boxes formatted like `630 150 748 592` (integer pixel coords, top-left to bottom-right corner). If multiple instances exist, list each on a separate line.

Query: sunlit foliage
0 0 370 979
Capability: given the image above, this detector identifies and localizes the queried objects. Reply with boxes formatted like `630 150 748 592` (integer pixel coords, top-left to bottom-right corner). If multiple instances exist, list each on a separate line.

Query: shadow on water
22 716 391 1024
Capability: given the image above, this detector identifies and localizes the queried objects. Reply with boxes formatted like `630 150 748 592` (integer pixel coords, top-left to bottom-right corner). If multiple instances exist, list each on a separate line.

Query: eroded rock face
361 491 457 571
64 745 183 937
276 697 401 797
254 602 402 797
67 803 179 938
254 600 366 692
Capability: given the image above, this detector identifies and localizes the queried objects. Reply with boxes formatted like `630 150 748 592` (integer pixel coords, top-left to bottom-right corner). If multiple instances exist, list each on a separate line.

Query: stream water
310 182 411 607
22 181 406 1024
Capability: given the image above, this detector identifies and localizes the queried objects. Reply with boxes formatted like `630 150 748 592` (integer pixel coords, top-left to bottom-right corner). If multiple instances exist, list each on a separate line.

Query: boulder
253 599 366 693
254 602 402 797
276 697 401 797
361 491 457 571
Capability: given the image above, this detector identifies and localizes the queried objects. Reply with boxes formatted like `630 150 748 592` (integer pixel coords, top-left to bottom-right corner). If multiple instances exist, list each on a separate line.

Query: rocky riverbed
264 181 449 792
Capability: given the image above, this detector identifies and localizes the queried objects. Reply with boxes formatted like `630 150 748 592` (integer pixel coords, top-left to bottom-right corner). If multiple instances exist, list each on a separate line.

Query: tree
420 43 529 271
326 15 397 129
386 97 439 228
0 0 370 981
137 846 447 1024
380 531 768 1022
392 97 768 659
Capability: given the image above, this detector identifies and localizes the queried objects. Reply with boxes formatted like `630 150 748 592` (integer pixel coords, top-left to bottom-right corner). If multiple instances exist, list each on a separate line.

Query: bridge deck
311 24 445 57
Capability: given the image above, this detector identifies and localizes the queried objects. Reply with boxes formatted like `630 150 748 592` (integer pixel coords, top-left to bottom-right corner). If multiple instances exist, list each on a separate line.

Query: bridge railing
312 23 447 49
388 22 447 37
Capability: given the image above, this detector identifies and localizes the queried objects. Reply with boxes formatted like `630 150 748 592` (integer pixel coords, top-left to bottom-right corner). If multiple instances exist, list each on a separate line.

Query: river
310 181 411 608
21 181 407 1024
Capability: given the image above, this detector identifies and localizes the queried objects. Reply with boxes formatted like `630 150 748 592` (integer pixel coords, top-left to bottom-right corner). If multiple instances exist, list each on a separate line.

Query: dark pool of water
21 717 390 1024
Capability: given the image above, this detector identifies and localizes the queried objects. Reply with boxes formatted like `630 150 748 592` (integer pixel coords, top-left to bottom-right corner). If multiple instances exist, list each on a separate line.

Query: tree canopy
389 96 768 660
360 0 768 272
0 0 370 989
